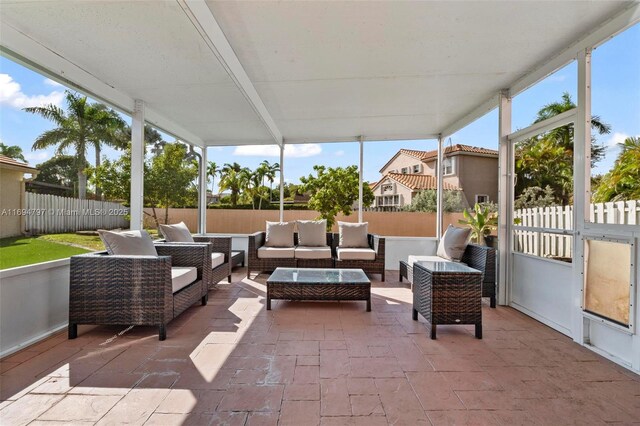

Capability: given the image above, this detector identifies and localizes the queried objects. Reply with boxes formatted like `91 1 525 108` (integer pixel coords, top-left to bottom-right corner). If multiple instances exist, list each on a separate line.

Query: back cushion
338 222 369 248
436 225 471 261
159 222 194 242
98 229 158 256
265 221 295 247
297 219 327 246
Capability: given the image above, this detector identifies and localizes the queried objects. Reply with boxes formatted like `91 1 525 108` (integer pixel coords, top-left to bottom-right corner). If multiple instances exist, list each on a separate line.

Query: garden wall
143 208 464 237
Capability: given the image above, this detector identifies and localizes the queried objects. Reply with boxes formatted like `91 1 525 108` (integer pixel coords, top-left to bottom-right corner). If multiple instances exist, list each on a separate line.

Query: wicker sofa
399 243 496 307
247 232 334 277
69 242 212 341
332 233 386 282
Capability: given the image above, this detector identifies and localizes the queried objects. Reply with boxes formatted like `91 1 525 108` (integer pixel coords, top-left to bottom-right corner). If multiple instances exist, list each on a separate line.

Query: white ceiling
0 0 636 147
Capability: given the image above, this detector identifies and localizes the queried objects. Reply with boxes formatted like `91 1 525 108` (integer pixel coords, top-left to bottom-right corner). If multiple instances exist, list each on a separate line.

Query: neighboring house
372 144 498 208
0 155 39 238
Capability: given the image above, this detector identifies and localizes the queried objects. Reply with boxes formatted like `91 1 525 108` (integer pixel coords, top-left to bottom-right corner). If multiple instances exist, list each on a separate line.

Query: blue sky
1 24 638 187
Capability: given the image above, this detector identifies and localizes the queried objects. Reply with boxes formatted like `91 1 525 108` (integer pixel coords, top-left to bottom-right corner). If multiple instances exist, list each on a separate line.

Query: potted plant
458 203 498 246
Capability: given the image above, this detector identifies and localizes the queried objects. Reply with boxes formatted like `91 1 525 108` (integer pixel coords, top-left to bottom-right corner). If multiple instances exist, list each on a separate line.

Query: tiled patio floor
1 269 639 425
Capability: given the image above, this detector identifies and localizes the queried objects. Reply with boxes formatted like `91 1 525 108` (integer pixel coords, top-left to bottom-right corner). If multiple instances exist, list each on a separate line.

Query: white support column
436 135 444 240
358 136 364 223
130 100 145 230
573 48 592 344
198 146 207 234
279 144 285 222
497 90 512 306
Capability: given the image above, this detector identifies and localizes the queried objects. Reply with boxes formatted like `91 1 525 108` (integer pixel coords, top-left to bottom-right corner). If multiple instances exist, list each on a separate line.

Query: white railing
24 192 129 234
513 200 639 259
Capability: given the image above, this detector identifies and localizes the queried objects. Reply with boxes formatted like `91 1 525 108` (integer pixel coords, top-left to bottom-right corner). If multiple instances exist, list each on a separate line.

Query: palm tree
90 104 128 198
23 91 127 199
219 162 245 207
593 136 640 202
515 92 611 205
0 142 26 162
259 160 280 207
207 161 220 198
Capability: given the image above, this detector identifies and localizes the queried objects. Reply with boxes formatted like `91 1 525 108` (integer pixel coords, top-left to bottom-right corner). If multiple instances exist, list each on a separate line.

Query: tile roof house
372 144 498 209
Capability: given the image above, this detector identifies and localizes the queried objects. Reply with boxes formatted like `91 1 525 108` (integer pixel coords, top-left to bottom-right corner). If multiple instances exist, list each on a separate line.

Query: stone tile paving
1 269 639 425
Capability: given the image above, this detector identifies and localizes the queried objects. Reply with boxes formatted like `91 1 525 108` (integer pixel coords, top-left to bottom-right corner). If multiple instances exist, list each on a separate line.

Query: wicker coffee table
266 268 371 311
412 261 483 339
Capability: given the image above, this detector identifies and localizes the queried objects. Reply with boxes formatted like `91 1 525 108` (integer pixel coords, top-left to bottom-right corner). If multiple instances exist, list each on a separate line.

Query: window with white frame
401 167 409 174
412 164 421 173
443 157 455 175
475 194 489 204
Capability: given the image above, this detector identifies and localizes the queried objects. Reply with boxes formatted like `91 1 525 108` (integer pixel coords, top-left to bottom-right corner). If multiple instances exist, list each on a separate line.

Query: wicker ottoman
412 261 483 339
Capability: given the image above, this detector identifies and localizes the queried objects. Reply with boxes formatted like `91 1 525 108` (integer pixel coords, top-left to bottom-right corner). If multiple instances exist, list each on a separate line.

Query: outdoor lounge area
2 269 639 425
1 1 640 425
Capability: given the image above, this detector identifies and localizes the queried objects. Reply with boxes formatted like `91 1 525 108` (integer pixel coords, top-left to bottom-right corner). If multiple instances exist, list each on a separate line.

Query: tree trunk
78 170 87 199
95 145 102 200
164 205 169 225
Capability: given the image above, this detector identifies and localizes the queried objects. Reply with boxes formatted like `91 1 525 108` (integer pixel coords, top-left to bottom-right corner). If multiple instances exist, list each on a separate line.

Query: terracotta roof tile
399 144 498 162
0 155 39 172
387 173 460 191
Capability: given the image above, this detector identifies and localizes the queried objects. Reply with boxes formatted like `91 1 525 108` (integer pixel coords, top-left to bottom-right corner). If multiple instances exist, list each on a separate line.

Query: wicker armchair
460 244 497 308
332 233 386 281
68 243 212 341
157 236 232 289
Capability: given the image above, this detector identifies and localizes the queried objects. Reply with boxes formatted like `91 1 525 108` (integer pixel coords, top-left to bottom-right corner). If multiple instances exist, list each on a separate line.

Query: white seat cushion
296 220 327 246
171 267 197 293
265 221 295 247
211 252 225 269
338 222 369 248
337 247 375 261
257 246 295 259
295 245 332 259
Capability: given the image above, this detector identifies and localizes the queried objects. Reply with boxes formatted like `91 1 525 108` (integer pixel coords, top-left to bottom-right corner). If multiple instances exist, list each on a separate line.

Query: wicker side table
412 261 483 339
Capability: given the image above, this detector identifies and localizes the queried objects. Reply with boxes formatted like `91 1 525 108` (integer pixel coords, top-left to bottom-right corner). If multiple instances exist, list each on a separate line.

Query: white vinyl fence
513 200 639 259
24 193 129 234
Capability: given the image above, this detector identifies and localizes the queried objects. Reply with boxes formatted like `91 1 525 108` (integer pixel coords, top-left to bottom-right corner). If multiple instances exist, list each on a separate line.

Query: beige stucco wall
144 208 464 238
0 168 26 238
380 153 424 175
372 178 413 207
456 155 499 206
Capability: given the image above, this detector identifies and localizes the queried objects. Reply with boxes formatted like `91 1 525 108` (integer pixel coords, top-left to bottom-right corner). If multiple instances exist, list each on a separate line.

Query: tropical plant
91 142 198 226
23 91 128 199
300 165 374 230
593 136 640 202
514 185 556 209
515 92 610 205
219 162 248 208
0 142 26 162
403 189 467 213
34 155 89 190
458 203 498 245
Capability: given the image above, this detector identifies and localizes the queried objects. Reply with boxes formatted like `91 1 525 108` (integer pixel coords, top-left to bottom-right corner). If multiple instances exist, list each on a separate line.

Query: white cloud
548 74 567 82
24 151 52 164
233 144 322 158
335 150 345 157
44 78 63 87
0 74 64 109
605 132 630 149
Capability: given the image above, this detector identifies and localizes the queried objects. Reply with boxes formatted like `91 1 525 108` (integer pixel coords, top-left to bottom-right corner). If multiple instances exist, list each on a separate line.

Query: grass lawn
39 233 106 251
0 231 163 269
0 236 91 270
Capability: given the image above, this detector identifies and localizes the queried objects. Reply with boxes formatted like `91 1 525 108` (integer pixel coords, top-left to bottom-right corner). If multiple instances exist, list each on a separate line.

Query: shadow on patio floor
1 269 639 425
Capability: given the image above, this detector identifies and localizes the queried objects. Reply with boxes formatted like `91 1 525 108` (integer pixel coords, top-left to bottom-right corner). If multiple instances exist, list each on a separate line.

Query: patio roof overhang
1 1 638 148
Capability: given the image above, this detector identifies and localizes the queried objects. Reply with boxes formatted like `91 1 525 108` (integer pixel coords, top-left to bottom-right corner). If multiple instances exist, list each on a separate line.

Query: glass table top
414 261 481 274
267 268 370 284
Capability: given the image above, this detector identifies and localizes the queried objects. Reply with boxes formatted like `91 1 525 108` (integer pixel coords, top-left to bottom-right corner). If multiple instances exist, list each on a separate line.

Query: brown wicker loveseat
69 242 212 341
247 232 334 277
